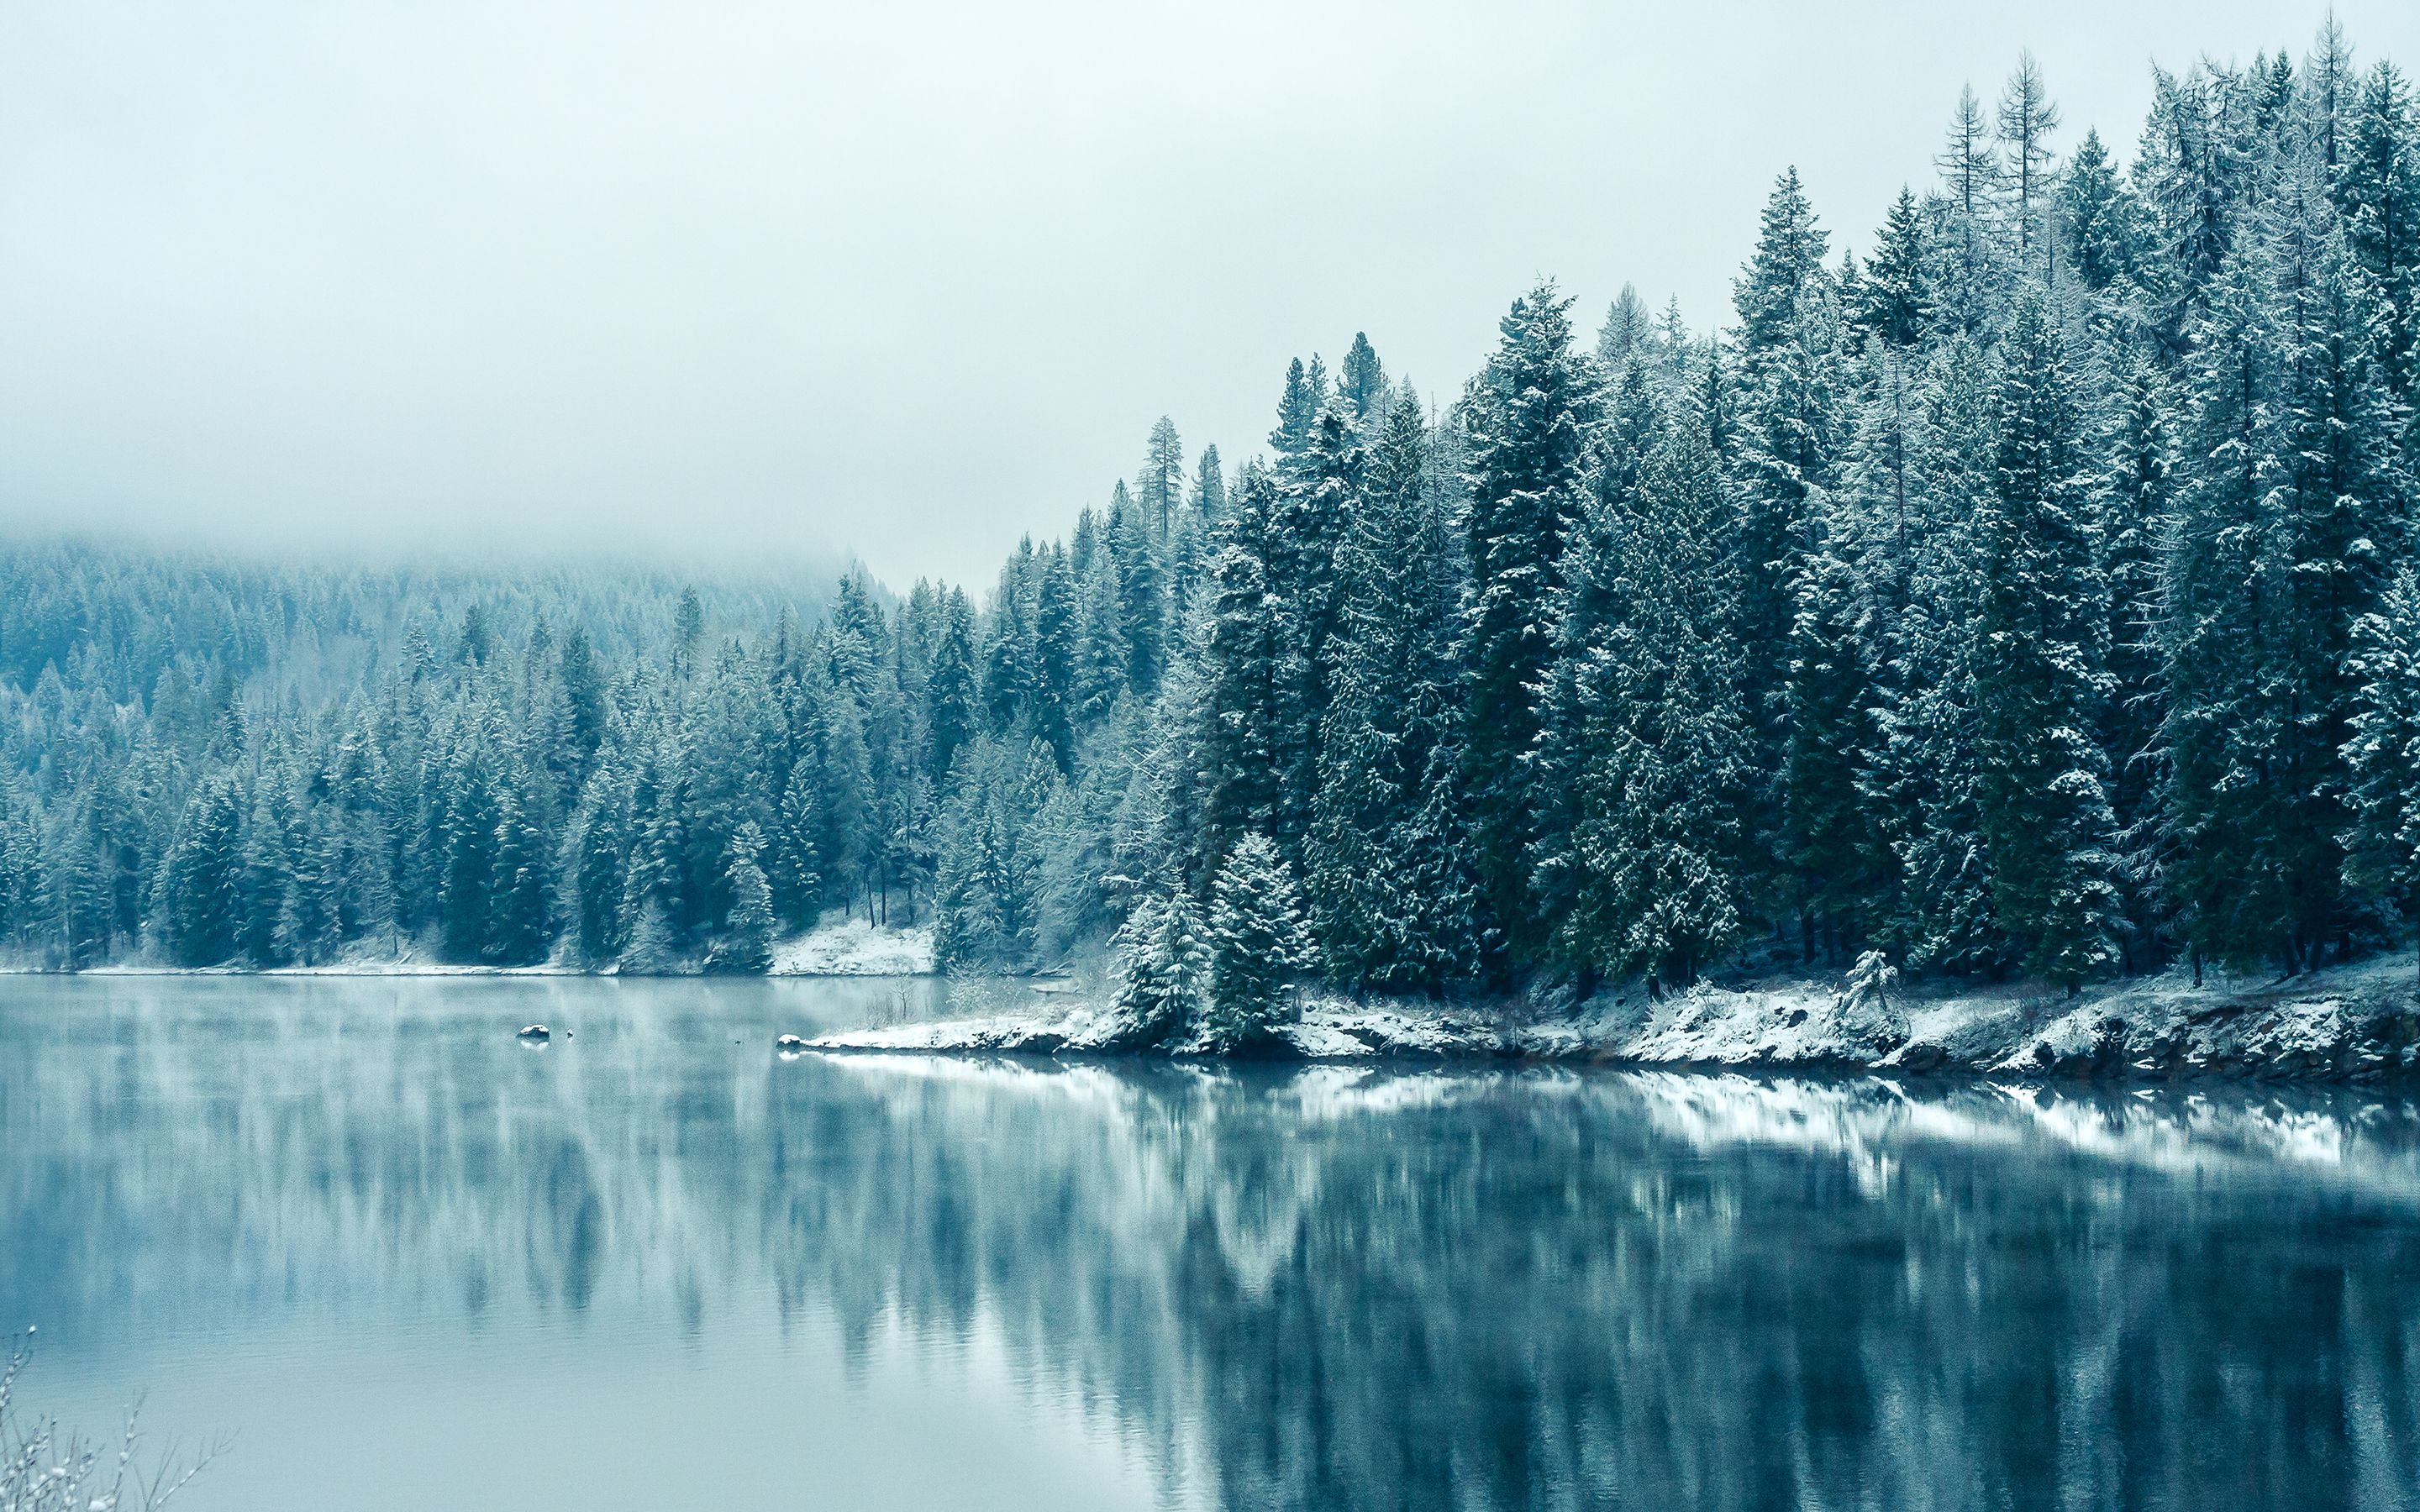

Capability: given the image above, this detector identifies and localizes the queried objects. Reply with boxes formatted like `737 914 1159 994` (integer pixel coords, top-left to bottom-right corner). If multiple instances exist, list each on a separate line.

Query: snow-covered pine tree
486 760 554 966
1197 463 1289 869
1108 885 1211 1043
716 821 775 974
1596 284 1652 373
2340 60 2420 404
1339 333 1386 423
1033 546 1079 769
568 754 634 963
2060 129 2139 294
2345 567 2420 939
1269 358 1322 471
1856 188 1935 350
1204 832 1314 1050
1970 290 2121 991
236 779 298 969
1307 391 1482 994
1072 550 1130 724
1733 169 1830 366
1137 417 1185 536
2165 144 2399 969
157 771 245 966
1106 491 1168 696
1460 282 1597 969
2091 344 2177 967
438 723 502 963
1732 207 1849 927
1275 398 1365 863
1865 336 2004 974
1544 411 1749 993
1781 528 1881 961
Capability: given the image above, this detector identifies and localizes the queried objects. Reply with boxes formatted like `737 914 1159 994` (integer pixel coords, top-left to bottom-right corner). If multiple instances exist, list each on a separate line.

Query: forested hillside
6 29 2420 1009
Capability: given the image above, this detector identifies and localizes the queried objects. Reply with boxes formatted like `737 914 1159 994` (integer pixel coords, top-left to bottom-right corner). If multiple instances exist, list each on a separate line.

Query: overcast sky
4 1 2416 591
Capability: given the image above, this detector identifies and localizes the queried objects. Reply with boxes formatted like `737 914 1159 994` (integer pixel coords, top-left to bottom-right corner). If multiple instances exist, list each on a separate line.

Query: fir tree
1033 547 1079 769
1733 168 1831 365
1108 885 1211 1044
2093 345 2178 965
672 587 704 680
925 588 981 782
2060 129 2138 292
2345 568 2420 941
2341 61 2419 398
716 821 775 974
1541 416 1749 992
1866 336 2004 974
1856 188 1934 349
1204 833 1314 1050
1137 417 1185 536
558 627 607 776
1781 534 1881 959
486 764 553 965
2165 155 2399 969
1597 283 1652 372
1970 291 2120 990
156 773 245 967
1197 464 1290 867
568 757 634 964
1269 357 1321 468
1460 283 1596 969
1107 496 1167 696
1307 392 1481 993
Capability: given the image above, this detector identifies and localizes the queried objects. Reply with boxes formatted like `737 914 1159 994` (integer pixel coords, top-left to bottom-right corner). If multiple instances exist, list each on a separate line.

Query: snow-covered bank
805 951 2420 1080
0 918 937 978
770 918 935 976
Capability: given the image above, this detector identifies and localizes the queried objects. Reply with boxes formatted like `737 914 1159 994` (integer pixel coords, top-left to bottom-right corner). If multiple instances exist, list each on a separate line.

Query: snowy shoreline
804 951 2420 1082
0 920 938 979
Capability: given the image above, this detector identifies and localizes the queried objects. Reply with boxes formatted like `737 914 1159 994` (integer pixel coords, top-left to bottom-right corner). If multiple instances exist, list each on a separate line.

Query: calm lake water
3 977 2417 1512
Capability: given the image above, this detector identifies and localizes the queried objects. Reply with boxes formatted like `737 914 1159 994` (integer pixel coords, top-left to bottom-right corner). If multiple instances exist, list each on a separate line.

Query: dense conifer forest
7 28 2420 1030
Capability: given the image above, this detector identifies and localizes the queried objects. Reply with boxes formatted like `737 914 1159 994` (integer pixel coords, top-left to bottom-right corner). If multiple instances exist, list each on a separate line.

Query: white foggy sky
3 1 2415 591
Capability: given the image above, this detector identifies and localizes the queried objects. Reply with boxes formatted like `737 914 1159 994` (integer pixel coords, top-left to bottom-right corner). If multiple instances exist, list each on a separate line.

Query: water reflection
3 978 2417 1511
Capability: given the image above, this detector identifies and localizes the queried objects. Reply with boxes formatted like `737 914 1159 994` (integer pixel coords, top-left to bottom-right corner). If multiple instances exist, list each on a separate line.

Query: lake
3 976 2417 1511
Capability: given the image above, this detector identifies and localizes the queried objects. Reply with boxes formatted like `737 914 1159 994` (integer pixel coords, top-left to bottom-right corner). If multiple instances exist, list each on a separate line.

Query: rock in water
775 1033 808 1057
517 1024 551 1042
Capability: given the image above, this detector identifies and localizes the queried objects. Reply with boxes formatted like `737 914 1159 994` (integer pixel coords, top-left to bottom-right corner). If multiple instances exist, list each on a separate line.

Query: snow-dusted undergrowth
8 918 938 979
768 918 935 976
807 951 2420 1080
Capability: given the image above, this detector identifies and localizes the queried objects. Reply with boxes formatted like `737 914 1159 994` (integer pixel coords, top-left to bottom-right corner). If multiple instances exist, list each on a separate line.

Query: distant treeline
7 29 2420 1007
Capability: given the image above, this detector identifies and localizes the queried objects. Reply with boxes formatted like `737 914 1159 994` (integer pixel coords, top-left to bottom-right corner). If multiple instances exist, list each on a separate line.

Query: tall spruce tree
2345 567 2420 939
1541 413 1749 991
1970 292 2120 990
1460 283 1597 970
1204 832 1314 1049
1307 393 1481 993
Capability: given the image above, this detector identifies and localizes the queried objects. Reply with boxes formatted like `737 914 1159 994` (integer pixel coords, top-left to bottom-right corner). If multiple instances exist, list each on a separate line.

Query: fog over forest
4 0 2418 585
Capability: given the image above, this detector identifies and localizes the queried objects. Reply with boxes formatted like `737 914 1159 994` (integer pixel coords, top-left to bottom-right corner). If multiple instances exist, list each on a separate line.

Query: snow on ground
65 942 579 976
13 918 938 978
804 951 2420 1081
770 917 935 976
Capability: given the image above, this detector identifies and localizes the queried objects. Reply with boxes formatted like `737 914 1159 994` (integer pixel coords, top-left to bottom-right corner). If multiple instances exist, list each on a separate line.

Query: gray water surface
3 976 2417 1511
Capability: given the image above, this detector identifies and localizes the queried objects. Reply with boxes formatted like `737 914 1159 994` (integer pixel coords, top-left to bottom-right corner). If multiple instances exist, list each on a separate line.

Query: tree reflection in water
4 977 2417 1511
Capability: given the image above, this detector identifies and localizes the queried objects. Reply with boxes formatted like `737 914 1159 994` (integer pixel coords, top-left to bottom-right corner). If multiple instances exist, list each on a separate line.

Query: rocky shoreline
803 951 2420 1082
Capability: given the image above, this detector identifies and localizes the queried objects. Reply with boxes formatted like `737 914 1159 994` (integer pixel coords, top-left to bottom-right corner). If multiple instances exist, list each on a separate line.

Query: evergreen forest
8 29 2420 1020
